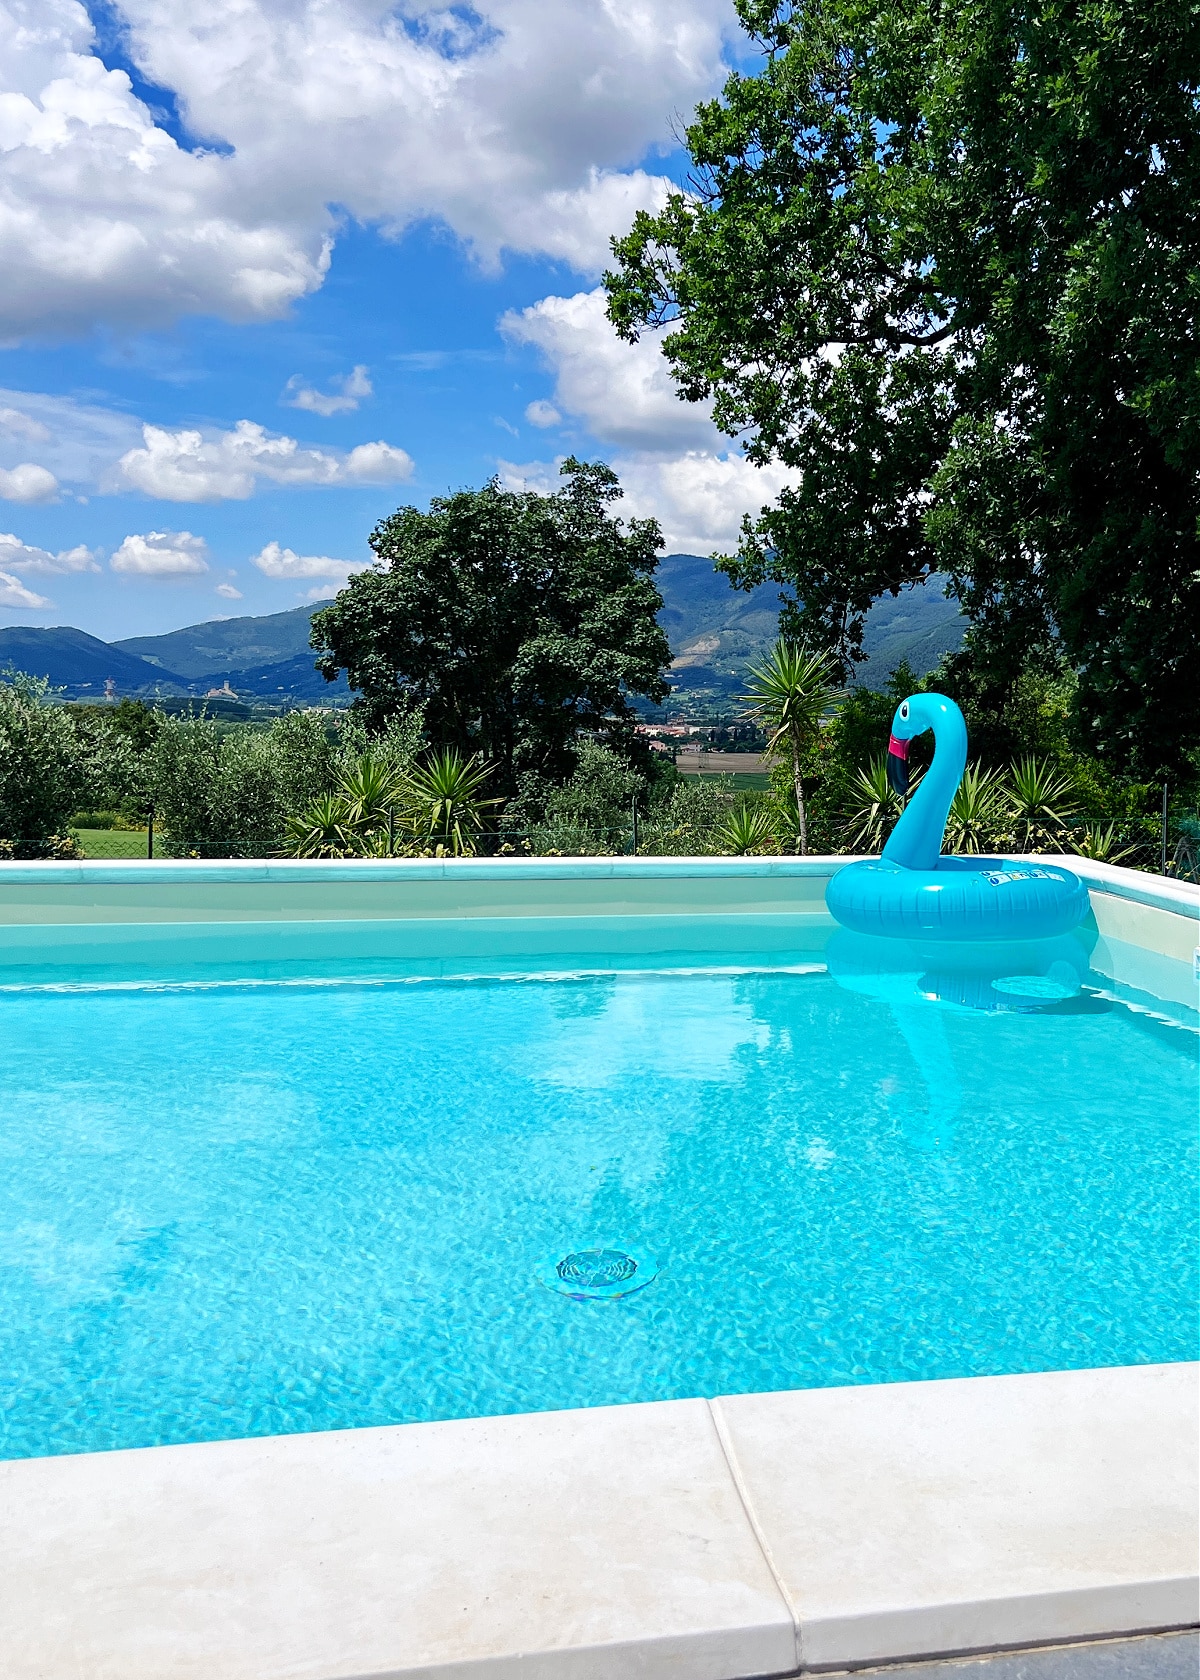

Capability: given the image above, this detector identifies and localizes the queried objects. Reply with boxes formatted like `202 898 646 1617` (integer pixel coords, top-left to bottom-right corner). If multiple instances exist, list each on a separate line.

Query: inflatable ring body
826 856 1090 942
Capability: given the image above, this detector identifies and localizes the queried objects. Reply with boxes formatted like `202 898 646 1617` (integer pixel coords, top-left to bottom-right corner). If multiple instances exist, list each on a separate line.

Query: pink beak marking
887 734 909 759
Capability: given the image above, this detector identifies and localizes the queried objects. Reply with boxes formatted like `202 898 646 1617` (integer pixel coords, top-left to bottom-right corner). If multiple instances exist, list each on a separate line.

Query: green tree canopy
605 0 1200 776
311 460 671 790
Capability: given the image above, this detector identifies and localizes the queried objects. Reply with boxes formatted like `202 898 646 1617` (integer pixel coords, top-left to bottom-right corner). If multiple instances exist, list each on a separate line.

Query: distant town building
205 680 238 699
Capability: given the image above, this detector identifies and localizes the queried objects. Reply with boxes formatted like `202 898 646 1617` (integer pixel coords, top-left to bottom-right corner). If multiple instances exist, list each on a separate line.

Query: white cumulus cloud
113 421 414 502
500 285 801 552
1 0 736 338
283 365 373 417
0 570 51 610
501 287 723 456
615 451 800 554
0 463 60 503
214 581 243 599
524 399 562 429
0 533 99 574
111 529 209 576
250 540 373 583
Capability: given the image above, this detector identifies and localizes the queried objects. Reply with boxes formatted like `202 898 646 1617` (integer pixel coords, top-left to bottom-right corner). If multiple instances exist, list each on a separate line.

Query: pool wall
2 855 1196 1678
0 854 1193 1005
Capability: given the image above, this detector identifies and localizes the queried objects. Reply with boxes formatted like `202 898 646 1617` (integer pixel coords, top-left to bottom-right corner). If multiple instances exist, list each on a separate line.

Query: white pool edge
3 1365 1196 1679
3 860 1197 1678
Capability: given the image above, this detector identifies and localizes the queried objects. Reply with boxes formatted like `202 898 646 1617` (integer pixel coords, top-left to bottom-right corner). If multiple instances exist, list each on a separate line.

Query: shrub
639 775 734 856
0 672 90 857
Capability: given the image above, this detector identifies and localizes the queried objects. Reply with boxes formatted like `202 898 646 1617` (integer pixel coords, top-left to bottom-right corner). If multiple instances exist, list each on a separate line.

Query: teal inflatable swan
826 693 1088 941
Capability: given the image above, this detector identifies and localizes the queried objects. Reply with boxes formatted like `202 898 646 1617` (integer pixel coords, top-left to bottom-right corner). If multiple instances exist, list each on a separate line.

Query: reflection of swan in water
832 951 963 1151
827 927 1094 1152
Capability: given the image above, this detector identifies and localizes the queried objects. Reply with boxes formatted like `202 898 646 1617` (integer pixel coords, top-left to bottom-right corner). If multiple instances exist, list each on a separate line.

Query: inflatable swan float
826 693 1088 941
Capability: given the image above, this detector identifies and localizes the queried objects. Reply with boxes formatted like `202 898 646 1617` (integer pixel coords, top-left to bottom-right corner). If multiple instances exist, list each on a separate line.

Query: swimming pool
2 865 1195 1463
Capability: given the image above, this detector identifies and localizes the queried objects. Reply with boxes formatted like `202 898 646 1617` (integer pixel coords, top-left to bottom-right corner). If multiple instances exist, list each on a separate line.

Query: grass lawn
72 828 161 859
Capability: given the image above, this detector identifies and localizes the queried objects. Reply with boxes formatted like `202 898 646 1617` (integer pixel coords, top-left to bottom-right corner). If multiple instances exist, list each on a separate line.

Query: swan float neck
882 693 967 871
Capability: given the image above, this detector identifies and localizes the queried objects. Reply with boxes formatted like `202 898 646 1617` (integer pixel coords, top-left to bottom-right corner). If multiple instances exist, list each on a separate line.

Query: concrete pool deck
2 857 1196 1676
2 1363 1195 1678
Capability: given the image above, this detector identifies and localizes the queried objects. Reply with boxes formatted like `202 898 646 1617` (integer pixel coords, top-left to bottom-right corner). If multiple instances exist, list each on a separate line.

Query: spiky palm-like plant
408 748 501 857
284 794 362 859
741 641 841 855
715 801 776 856
1008 756 1078 852
1072 822 1138 864
336 754 410 835
945 763 1010 854
842 755 925 853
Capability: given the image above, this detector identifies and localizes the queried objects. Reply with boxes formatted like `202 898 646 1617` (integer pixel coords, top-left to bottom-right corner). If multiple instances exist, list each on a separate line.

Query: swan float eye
900 702 909 720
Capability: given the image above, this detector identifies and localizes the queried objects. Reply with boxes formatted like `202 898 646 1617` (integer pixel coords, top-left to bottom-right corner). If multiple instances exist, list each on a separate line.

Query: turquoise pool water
1 920 1196 1459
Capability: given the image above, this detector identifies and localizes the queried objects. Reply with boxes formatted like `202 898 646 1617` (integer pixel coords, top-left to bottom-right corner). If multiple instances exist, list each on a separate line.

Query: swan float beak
886 733 910 797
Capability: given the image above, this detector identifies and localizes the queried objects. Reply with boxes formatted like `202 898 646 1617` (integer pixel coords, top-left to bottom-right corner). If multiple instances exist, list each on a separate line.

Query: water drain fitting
536 1245 658 1302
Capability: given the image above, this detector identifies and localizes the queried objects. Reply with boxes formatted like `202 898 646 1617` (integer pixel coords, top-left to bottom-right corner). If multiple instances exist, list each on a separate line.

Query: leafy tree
311 460 671 792
0 672 90 855
150 709 339 857
605 0 1200 776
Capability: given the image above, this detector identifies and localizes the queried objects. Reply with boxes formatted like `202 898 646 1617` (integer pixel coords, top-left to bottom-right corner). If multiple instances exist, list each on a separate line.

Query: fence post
1161 783 1168 875
147 810 154 860
630 797 639 856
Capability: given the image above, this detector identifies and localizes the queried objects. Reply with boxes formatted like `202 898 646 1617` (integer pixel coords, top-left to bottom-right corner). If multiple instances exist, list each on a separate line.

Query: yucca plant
1072 822 1139 864
842 755 924 853
741 640 841 854
1008 756 1078 852
714 801 776 856
284 794 362 858
945 763 1011 854
408 748 501 857
336 754 411 834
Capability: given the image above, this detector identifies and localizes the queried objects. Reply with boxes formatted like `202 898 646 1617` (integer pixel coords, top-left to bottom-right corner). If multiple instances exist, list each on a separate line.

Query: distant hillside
658 554 965 704
0 626 186 695
116 604 319 680
856 576 967 689
0 554 965 705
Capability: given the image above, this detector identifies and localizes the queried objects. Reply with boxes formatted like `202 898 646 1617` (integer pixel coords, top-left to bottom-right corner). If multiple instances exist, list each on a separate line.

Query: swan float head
884 692 968 811
885 694 922 796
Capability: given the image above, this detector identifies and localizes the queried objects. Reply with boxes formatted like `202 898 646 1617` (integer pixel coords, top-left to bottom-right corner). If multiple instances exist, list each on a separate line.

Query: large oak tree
311 460 671 791
605 0 1199 776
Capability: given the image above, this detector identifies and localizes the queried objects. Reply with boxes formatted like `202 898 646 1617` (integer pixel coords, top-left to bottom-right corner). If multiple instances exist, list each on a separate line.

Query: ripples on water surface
1 936 1196 1458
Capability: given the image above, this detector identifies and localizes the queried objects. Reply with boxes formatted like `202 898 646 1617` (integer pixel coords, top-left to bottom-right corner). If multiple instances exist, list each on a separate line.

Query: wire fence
62 815 1200 878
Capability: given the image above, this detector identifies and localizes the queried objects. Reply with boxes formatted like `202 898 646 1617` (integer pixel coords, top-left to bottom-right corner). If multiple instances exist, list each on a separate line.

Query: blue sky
0 0 793 642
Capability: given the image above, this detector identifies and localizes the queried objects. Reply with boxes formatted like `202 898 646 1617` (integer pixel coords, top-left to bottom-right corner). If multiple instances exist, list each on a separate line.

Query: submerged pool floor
2 953 1196 1459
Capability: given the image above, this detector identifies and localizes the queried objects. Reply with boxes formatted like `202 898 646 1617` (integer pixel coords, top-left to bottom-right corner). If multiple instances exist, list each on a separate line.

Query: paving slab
0 1398 795 1680
712 1363 1199 1672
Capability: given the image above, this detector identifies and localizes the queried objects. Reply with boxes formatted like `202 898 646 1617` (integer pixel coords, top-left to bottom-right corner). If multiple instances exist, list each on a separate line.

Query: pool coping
0 852 1195 916
3 860 1196 1677
3 1363 1195 1679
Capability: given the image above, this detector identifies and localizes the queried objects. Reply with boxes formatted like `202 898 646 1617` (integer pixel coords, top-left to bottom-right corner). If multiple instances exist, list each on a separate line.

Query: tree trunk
792 736 808 855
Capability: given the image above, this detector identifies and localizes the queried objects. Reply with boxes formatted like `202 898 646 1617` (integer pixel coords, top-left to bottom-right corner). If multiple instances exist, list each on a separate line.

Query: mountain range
0 555 965 707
